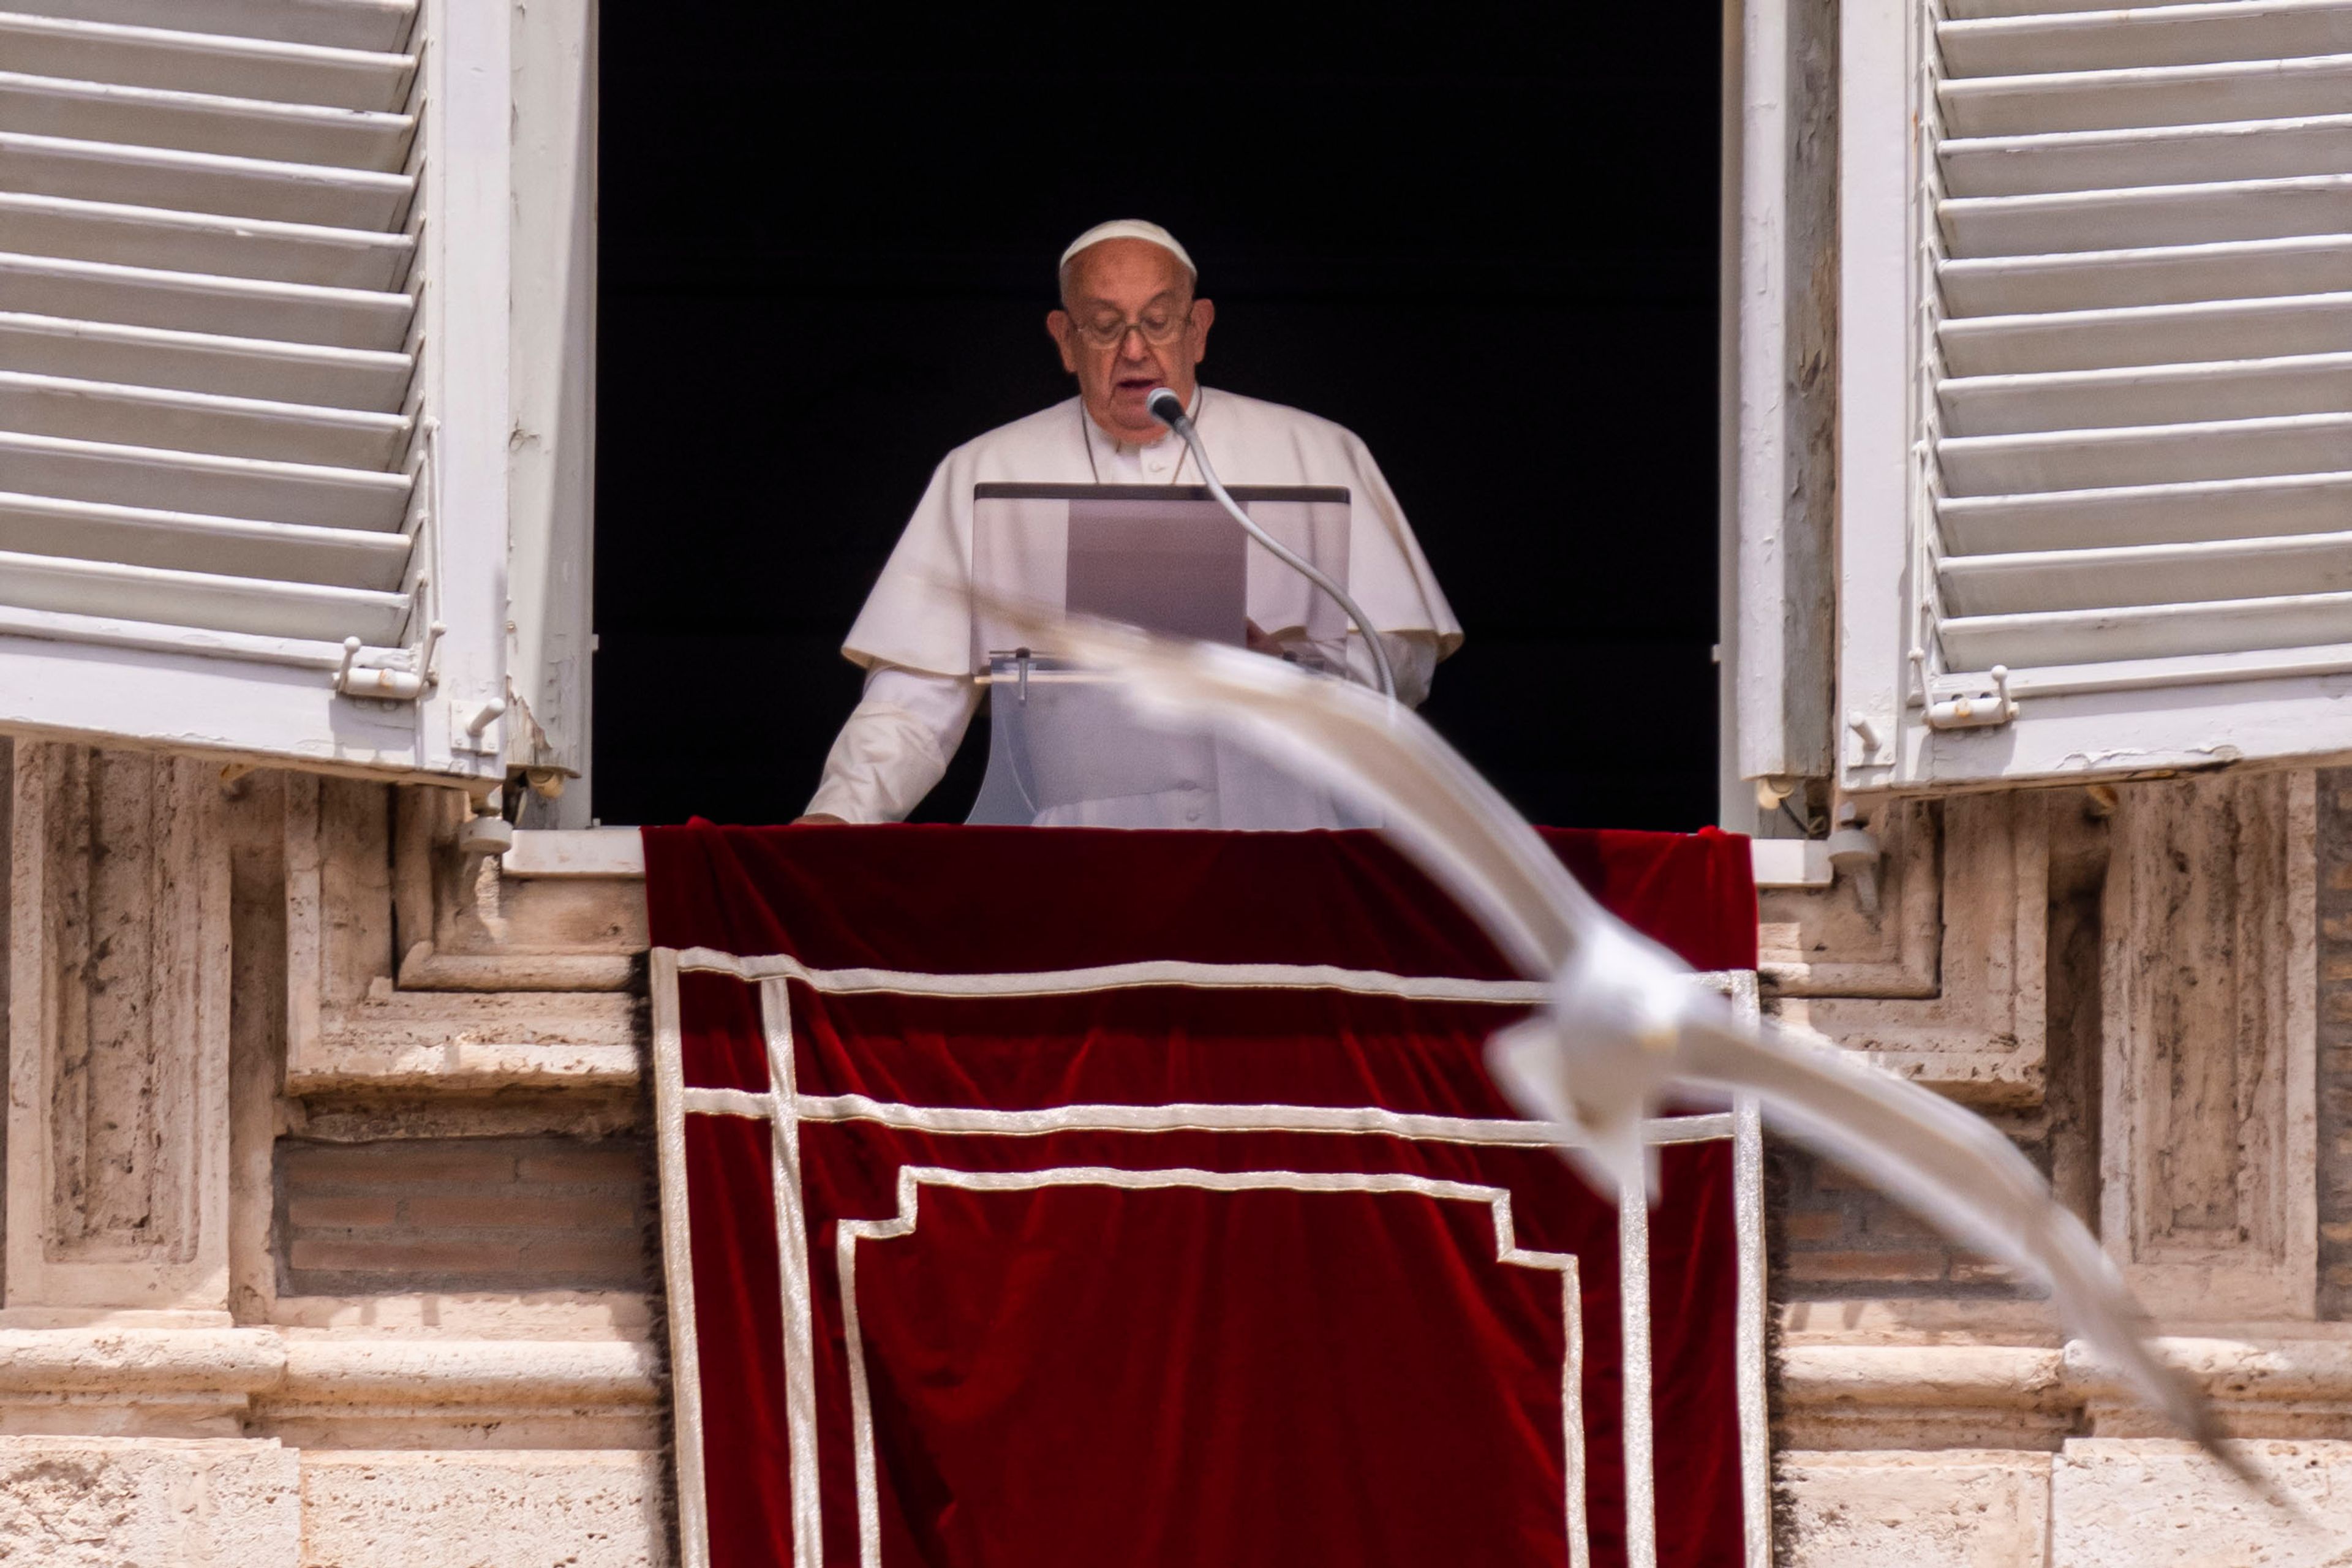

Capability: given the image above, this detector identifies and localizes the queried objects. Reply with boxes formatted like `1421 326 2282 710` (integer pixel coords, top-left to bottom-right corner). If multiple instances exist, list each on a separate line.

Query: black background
594 5 1721 829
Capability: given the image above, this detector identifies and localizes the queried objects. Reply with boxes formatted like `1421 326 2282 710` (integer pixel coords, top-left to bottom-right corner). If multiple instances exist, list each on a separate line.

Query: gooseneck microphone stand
1145 387 1398 704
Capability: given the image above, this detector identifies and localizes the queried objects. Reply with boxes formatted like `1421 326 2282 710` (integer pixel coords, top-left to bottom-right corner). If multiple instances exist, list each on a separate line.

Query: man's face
1047 239 1216 444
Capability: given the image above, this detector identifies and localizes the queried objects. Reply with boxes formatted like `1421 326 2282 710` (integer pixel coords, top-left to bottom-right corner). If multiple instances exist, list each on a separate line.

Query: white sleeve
1340 629 1442 709
804 664 983 823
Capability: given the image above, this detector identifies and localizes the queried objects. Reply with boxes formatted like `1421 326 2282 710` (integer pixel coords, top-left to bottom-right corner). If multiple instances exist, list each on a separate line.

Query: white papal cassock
805 386 1463 823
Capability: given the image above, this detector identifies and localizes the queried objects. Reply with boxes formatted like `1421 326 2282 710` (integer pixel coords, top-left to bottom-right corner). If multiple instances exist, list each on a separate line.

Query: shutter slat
1941 590 2352 668
0 70 415 169
1942 115 2352 198
0 544 406 641
1939 291 2352 374
1950 0 2216 18
1941 54 2352 137
0 369 407 466
1940 2 2352 78
2 0 415 54
0 489 409 587
1940 471 2352 556
0 311 410 410
1940 235 2352 314
0 251 411 347
1940 529 2352 616
1941 173 2352 257
0 430 409 529
1940 410 2352 494
1939 352 2352 435
0 130 412 227
0 190 413 288
0 12 416 112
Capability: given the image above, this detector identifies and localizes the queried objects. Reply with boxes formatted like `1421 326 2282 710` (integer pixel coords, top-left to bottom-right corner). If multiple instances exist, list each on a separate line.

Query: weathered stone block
2051 1438 2352 1566
2103 771 2318 1322
1780 1450 2049 1568
0 1436 298 1567
298 1450 663 1568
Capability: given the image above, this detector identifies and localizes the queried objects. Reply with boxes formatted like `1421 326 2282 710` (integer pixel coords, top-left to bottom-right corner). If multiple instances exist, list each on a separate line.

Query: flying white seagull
1009 608 2254 1491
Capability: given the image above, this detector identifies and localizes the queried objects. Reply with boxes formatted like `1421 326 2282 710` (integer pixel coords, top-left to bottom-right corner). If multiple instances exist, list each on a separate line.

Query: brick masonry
276 1135 655 1295
1772 1129 2043 1300
2316 769 2352 1319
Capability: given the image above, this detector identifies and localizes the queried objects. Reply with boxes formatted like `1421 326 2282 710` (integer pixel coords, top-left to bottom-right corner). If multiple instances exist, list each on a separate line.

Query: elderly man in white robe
800 219 1462 825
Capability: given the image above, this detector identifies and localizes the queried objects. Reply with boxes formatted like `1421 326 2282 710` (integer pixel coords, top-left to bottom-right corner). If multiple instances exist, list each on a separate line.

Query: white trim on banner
837 1166 1590 1568
680 1091 1736 1149
759 977 826 1568
673 946 1551 1003
648 949 712 1568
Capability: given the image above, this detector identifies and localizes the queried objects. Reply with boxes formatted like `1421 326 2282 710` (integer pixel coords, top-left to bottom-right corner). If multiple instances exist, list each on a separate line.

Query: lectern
965 482 1371 829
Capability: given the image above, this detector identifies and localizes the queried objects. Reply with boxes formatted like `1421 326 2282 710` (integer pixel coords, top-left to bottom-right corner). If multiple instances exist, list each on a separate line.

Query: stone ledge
1783 1344 2068 1407
277 1338 657 1408
396 944 639 993
506 827 1853 891
270 1291 654 1337
1785 1335 2352 1449
0 1329 281 1395
1782 1344 2074 1450
291 992 644 1092
0 1329 657 1441
2067 1337 2352 1439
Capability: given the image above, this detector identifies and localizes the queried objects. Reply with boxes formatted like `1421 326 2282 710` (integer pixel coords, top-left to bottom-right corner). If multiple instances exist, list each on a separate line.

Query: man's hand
793 813 847 826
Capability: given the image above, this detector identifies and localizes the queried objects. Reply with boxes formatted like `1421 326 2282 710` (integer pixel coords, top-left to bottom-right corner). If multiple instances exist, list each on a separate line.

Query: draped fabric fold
647 824 1757 1568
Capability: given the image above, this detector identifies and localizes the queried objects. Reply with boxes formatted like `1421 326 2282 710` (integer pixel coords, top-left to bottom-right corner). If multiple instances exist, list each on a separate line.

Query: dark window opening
595 7 1720 830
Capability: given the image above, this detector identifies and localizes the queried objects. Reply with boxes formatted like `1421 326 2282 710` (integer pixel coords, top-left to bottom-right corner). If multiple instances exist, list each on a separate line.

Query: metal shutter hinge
333 620 443 703
1923 666 2016 731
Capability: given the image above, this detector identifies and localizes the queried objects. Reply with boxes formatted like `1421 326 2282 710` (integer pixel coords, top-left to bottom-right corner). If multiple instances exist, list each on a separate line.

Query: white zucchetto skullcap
1058 219 1197 281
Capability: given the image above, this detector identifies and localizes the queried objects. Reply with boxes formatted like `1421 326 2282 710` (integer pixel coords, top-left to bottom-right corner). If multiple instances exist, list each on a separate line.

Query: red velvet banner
646 825 1758 1568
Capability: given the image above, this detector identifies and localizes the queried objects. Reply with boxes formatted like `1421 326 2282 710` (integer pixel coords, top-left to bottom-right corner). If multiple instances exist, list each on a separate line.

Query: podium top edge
973 483 1351 503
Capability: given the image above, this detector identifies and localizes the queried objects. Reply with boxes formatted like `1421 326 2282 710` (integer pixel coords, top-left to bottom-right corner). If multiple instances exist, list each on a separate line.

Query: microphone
1143 386 1397 703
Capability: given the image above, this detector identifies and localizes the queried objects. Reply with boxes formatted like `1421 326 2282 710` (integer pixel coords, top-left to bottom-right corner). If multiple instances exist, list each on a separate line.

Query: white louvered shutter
1836 0 2352 794
0 0 509 778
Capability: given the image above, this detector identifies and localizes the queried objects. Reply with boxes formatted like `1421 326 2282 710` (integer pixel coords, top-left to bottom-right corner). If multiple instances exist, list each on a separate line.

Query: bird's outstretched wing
1012 608 2247 1483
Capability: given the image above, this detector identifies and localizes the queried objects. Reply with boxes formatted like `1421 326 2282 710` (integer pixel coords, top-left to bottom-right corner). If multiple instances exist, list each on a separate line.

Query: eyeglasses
1069 306 1193 350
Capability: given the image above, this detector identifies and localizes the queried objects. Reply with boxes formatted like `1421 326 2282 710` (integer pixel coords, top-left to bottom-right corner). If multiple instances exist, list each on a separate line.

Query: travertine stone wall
0 742 666 1564
300 1451 664 1568
1768 790 2107 1303
2099 771 2317 1322
1 730 2341 1564
1781 1452 2050 1568
1781 767 2331 1567
2051 1439 2352 1565
9 742 232 1313
0 1435 300 1566
1764 795 2051 1106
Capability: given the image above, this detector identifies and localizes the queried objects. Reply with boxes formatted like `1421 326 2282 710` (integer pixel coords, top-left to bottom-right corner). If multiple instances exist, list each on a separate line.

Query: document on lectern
966 483 1369 830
